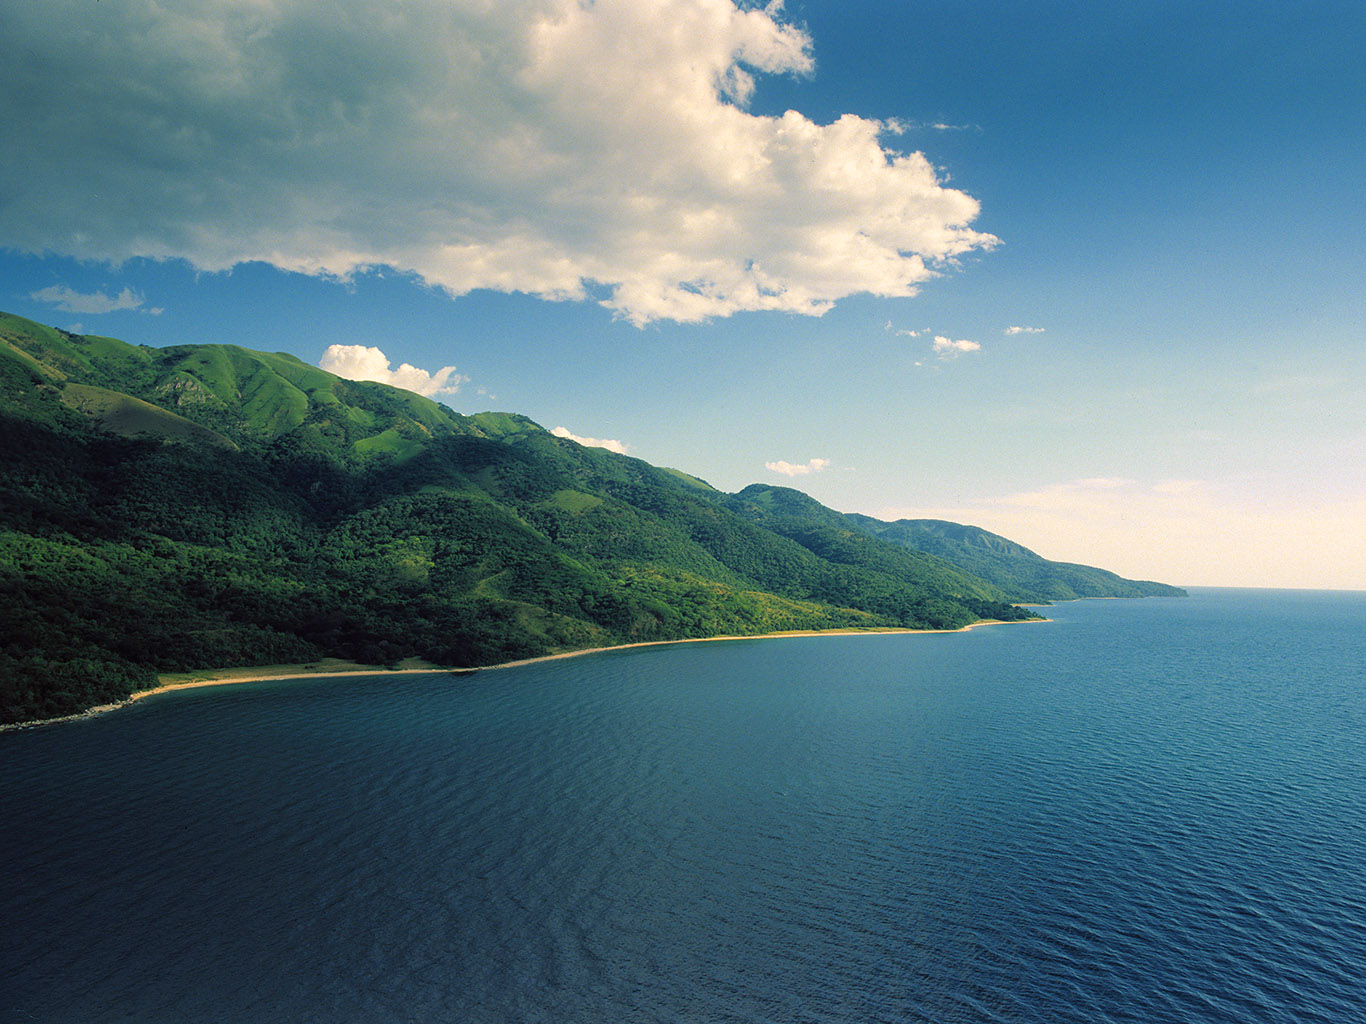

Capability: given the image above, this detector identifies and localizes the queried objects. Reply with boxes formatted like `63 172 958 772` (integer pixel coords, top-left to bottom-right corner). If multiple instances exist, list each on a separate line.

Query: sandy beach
2 618 1045 731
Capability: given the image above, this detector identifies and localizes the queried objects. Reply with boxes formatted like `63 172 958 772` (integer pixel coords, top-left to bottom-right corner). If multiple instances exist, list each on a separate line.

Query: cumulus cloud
1004 325 1045 335
0 0 996 325
932 335 980 356
30 285 160 315
551 426 629 454
766 457 830 477
319 344 466 397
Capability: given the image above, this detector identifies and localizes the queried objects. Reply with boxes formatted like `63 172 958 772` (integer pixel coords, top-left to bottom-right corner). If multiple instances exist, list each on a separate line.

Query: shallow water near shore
3 588 1365 1022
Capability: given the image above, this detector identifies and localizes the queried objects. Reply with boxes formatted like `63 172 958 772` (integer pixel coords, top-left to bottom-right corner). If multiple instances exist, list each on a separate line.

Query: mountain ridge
844 514 1186 602
0 312 1183 724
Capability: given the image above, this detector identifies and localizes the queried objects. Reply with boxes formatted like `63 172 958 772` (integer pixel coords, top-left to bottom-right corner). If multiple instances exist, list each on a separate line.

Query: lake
3 588 1365 1022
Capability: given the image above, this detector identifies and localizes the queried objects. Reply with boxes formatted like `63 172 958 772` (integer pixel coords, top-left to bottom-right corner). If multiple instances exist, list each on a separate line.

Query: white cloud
318 344 466 397
766 457 830 477
1004 325 1045 335
886 320 927 338
0 0 996 325
551 426 629 454
30 285 160 315
932 335 980 356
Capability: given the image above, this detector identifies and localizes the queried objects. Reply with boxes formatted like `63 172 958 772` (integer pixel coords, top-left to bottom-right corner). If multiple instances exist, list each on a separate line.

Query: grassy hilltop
0 312 1181 724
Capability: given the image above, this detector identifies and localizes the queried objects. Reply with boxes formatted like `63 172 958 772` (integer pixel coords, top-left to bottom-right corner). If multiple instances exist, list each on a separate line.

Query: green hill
0 312 1181 724
715 485 1029 625
844 514 1187 601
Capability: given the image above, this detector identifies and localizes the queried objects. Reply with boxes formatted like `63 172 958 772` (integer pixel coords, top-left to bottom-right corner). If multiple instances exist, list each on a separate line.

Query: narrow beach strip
2 618 1047 731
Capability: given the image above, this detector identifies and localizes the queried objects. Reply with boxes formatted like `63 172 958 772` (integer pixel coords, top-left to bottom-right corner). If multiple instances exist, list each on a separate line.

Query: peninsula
0 312 1180 725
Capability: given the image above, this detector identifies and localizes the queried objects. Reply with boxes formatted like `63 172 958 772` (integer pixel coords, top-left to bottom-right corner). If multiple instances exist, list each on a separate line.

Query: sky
3 0 1364 590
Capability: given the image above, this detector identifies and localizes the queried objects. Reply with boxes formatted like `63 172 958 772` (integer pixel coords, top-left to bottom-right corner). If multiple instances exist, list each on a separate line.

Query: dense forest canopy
0 312 1182 724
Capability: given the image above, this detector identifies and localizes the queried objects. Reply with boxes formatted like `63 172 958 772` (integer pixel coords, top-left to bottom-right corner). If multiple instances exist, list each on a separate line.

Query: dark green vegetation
0 312 1183 724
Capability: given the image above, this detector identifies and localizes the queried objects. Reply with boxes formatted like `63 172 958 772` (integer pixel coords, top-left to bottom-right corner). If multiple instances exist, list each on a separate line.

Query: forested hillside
0 312 1179 724
844 515 1186 602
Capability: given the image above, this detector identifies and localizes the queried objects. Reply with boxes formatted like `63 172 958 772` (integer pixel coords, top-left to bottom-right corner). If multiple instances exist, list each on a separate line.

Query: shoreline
1 618 1046 732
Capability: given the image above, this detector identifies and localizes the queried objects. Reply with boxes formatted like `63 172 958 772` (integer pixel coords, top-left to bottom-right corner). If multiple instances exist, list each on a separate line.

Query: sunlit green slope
0 313 1177 724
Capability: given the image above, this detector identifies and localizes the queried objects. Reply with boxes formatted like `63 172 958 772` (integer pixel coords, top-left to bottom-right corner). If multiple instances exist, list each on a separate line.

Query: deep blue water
3 588 1365 1023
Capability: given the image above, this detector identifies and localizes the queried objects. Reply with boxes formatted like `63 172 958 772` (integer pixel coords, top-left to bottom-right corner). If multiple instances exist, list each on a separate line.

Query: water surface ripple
3 589 1365 1022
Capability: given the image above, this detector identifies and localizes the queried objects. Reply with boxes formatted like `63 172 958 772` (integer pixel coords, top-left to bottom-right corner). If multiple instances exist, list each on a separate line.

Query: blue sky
3 0 1363 588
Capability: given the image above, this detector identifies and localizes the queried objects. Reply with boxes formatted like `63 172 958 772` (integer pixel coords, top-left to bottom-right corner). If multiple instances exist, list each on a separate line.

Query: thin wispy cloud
882 118 979 134
551 426 629 455
1 0 996 326
885 320 927 338
318 344 467 398
30 285 161 316
889 322 983 357
766 458 830 477
1004 325 1045 335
